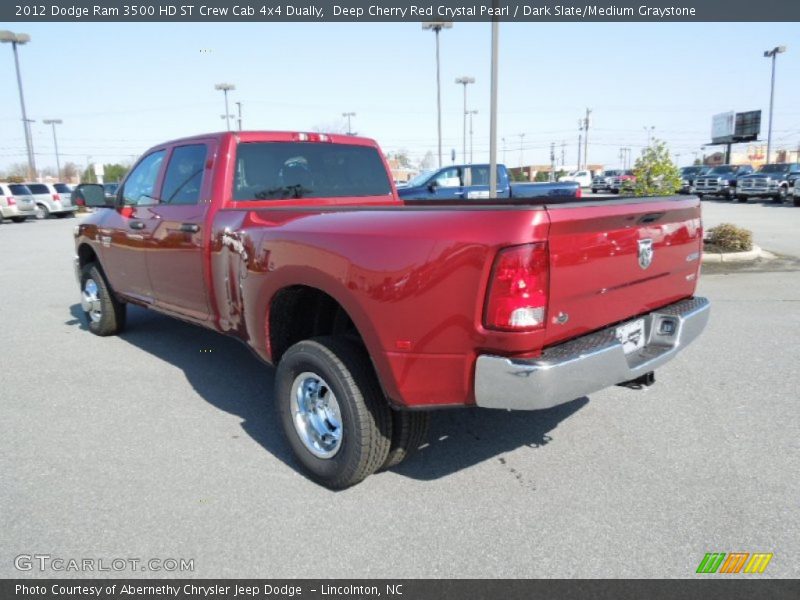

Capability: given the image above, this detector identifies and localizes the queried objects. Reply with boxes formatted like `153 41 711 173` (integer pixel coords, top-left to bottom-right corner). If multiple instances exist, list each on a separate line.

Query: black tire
773 187 788 203
696 193 704 200
80 262 127 336
11 216 27 223
737 195 748 203
379 410 430 471
35 204 50 219
794 197 800 207
275 336 392 489
591 188 597 194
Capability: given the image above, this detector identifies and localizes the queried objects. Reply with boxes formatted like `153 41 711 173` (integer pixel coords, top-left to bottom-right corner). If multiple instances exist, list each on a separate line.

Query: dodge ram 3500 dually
73 131 710 489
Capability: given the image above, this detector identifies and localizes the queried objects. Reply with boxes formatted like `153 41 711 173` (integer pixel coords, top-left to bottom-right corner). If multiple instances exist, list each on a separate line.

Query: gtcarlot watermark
14 554 194 573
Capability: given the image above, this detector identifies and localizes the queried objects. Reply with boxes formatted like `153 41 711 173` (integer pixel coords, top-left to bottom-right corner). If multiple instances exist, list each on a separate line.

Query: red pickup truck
73 131 709 488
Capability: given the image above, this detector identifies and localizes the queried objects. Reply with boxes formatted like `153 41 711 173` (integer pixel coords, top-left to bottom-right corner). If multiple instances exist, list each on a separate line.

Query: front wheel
275 336 392 489
737 195 748 203
773 187 788 203
696 193 704 200
591 188 597 194
80 263 127 336
11 217 27 223
794 196 800 207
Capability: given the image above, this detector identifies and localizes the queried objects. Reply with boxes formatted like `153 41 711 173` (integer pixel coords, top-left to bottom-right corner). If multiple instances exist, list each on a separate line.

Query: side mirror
74 184 113 208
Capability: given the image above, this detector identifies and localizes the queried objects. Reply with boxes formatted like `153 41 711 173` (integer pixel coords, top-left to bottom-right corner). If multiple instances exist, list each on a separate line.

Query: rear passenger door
145 141 215 322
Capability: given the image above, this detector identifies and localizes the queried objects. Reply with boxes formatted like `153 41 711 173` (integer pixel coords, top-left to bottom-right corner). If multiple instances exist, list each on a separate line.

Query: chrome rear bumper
475 297 710 410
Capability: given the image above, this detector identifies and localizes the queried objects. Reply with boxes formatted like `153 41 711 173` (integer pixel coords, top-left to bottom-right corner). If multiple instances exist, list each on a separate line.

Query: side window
161 144 207 205
433 167 462 188
122 150 166 206
466 166 490 186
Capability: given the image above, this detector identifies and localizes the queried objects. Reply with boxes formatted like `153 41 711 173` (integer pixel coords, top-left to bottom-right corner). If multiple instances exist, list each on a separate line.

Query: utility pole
43 119 63 179
582 108 591 172
235 101 243 131
423 22 452 168
455 76 475 163
577 123 583 170
764 45 787 164
560 141 566 168
549 142 556 182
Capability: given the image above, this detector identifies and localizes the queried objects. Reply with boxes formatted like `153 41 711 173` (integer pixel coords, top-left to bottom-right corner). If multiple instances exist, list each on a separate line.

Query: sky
1 21 799 175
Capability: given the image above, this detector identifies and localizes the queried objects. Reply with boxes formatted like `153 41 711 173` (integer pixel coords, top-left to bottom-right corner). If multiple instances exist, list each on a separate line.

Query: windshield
405 170 434 187
708 166 736 175
757 164 790 173
602 170 622 177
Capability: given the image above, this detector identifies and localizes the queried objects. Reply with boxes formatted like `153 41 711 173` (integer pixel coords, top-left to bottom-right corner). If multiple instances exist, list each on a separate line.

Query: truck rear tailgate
543 196 702 347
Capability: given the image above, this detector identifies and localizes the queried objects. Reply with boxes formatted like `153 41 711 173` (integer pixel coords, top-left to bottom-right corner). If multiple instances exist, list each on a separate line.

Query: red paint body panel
75 132 702 409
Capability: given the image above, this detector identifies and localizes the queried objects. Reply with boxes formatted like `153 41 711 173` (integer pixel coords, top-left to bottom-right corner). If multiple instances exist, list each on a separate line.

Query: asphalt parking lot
1 203 798 579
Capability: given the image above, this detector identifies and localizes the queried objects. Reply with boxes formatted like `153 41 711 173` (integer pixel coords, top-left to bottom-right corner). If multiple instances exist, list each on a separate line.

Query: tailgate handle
638 212 664 224
128 221 145 230
180 223 200 233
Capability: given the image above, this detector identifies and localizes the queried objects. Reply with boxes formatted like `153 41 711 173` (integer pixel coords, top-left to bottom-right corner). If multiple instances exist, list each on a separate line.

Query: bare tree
418 151 436 171
311 120 349 135
62 162 80 181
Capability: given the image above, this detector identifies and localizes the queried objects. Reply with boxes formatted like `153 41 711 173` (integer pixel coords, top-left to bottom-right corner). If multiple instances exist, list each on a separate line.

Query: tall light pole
235 101 243 131
577 119 583 170
764 45 787 164
467 110 478 164
214 83 235 131
1 30 36 180
455 76 475 163
342 112 356 135
43 119 63 179
582 108 592 171
422 22 452 168
489 21 498 196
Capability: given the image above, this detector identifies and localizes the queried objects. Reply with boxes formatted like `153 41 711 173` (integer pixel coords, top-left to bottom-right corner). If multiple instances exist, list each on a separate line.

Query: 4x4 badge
638 239 654 269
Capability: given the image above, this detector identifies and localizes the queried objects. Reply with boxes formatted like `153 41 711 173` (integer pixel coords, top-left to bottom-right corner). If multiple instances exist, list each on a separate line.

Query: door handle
180 223 200 233
128 221 145 230
453 190 465 196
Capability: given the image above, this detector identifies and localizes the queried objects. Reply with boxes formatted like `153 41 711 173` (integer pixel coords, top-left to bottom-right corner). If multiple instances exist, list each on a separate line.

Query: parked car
0 182 37 222
396 163 580 201
610 170 636 194
678 166 711 194
794 179 800 207
103 182 120 200
73 130 709 489
25 182 78 219
693 165 754 200
591 169 623 193
737 163 800 202
558 169 593 188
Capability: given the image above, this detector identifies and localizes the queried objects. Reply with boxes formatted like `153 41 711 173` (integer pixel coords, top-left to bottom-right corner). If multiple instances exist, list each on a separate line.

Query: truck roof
144 131 381 152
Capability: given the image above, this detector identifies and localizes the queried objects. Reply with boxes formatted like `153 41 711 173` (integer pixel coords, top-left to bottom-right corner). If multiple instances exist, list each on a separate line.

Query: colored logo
638 239 654 269
696 552 773 574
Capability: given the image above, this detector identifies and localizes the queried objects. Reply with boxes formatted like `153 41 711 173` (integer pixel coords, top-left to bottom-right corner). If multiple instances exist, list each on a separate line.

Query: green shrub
631 139 681 197
706 223 753 252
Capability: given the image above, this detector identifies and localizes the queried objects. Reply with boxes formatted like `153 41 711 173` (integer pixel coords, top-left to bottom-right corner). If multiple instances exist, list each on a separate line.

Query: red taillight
53 193 61 201
293 132 331 142
484 243 549 331
576 187 582 199
7 196 15 206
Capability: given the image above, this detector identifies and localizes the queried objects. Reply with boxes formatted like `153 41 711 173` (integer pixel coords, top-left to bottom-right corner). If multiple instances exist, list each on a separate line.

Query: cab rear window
233 142 392 201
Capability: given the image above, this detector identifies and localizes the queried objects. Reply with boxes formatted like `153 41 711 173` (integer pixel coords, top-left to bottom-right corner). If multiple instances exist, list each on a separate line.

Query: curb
702 244 774 263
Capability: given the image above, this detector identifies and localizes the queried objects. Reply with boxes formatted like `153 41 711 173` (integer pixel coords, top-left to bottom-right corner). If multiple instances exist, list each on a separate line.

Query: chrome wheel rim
290 372 343 459
81 278 102 323
35 205 45 219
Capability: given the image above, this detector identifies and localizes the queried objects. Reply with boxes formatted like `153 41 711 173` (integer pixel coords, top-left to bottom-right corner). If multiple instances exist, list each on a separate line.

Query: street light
467 110 478 164
214 83 235 131
764 45 787 164
1 30 36 180
643 125 655 148
455 76 475 163
42 119 63 179
235 101 243 131
342 112 356 135
422 21 452 168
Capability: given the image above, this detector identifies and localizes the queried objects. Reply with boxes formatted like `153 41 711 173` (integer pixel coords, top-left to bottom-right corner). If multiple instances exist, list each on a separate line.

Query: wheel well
77 244 98 269
269 286 362 363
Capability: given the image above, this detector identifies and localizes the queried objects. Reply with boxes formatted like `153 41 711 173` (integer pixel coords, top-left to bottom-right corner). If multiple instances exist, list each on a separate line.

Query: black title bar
3 0 800 22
